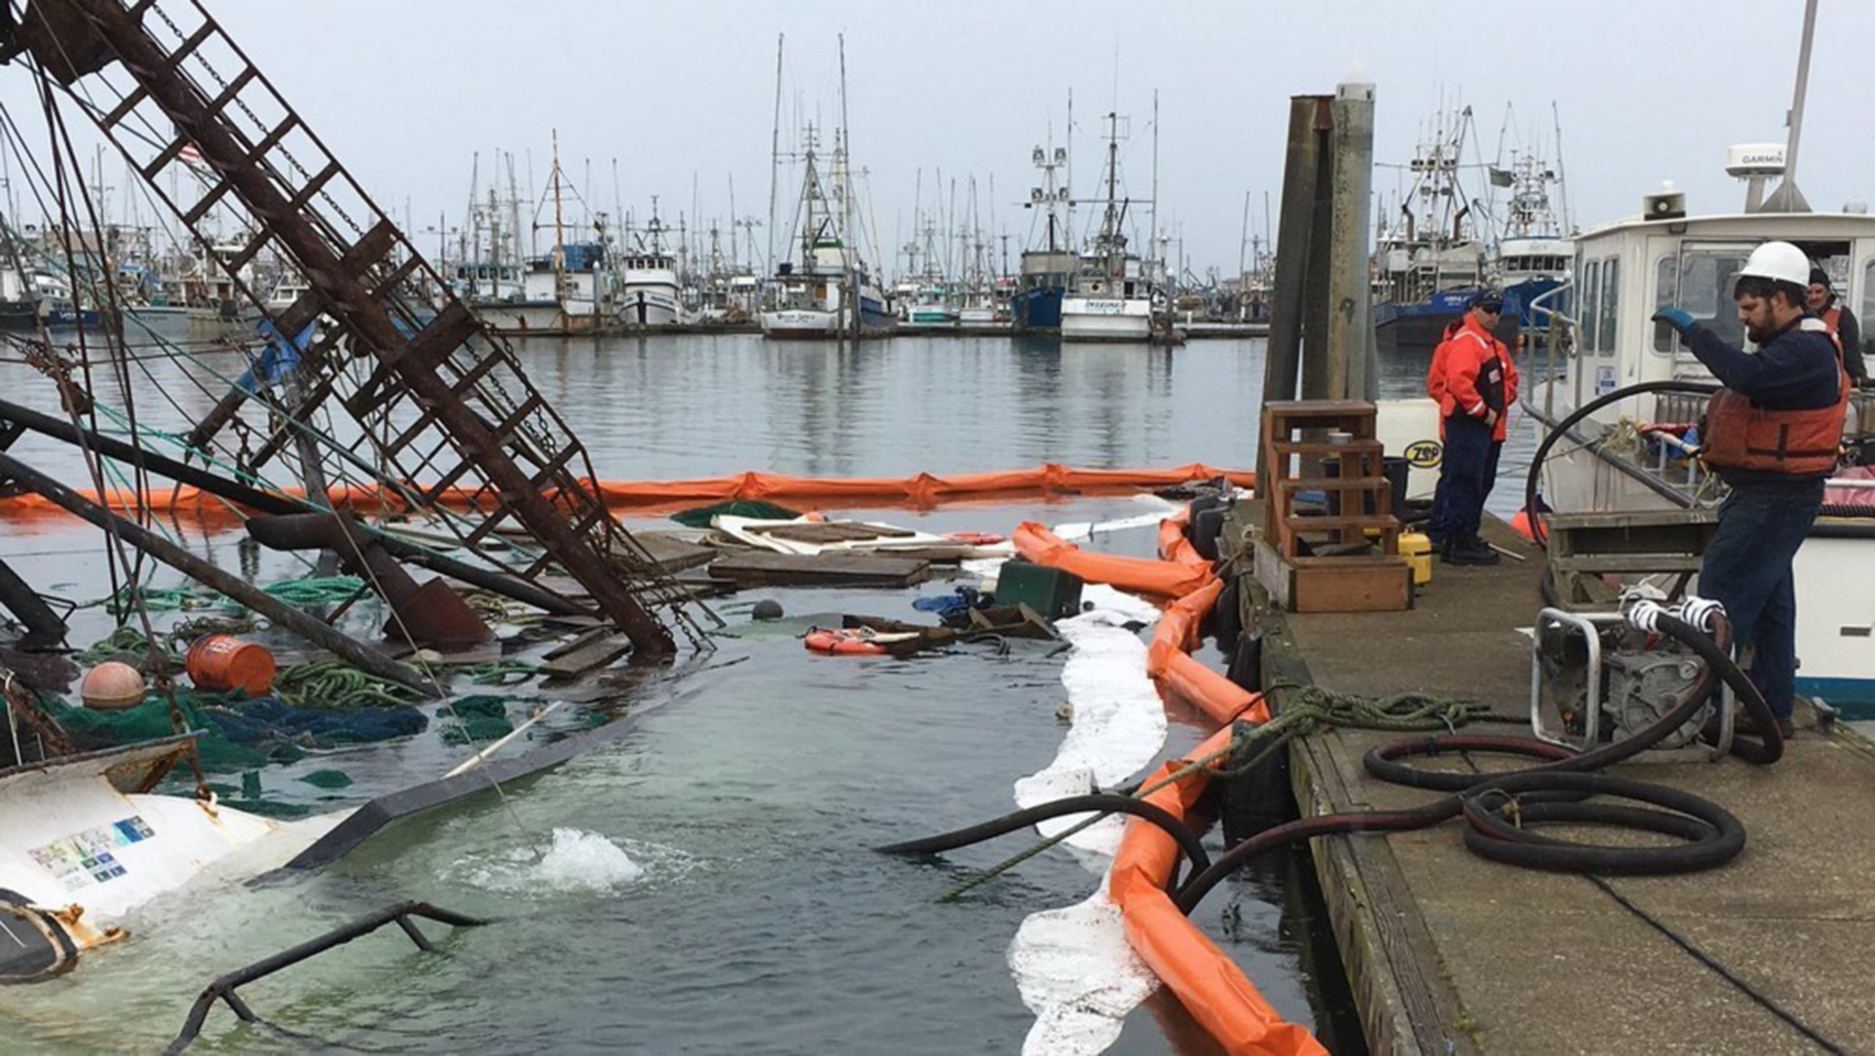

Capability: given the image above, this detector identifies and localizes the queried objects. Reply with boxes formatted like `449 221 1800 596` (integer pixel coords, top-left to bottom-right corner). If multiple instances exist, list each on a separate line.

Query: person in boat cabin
1652 240 1850 741
1805 265 1867 387
1430 290 1517 566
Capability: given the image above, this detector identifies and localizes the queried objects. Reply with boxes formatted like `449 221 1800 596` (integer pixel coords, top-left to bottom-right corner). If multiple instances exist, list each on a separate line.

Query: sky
2 0 1871 282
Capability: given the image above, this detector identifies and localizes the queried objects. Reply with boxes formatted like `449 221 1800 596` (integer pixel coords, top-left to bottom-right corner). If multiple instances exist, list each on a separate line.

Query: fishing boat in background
1012 137 1075 334
621 202 685 328
479 146 612 336
1059 112 1152 342
760 38 894 341
1485 109 1575 337
1372 105 1488 357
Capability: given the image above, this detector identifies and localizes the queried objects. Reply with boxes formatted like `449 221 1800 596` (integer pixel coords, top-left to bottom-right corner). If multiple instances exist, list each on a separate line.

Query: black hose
1174 612 1776 911
875 793 1213 886
1523 380 1720 547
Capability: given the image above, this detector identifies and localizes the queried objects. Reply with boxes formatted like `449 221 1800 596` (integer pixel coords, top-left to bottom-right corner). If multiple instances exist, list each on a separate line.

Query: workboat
1525 153 1875 714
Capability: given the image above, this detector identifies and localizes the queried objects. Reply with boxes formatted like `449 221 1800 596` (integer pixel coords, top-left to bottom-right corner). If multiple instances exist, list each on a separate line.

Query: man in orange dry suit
1422 317 1465 548
1434 290 1518 565
1653 241 1850 740
1806 265 1867 387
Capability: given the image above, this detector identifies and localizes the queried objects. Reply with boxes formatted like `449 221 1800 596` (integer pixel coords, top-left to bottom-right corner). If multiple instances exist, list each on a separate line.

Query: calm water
0 330 1516 1054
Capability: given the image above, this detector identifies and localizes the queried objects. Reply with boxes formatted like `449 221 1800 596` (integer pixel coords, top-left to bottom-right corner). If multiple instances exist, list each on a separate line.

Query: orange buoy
186 634 277 695
1510 509 1545 542
803 628 889 656
80 661 147 710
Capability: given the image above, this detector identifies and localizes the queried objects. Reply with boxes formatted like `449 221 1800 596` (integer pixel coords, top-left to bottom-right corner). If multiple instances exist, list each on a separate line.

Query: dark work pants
1440 413 1494 541
1697 481 1824 720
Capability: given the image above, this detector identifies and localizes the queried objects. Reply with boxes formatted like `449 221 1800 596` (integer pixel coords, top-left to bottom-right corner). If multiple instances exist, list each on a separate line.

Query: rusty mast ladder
13 0 711 655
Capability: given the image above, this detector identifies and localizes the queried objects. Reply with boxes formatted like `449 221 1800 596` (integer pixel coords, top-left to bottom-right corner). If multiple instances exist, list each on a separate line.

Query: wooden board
755 522 915 543
628 531 719 574
1253 536 1411 613
707 551 931 588
539 632 632 678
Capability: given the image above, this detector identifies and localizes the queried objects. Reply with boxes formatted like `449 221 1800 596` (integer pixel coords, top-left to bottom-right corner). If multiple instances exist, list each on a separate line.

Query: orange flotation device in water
803 627 891 656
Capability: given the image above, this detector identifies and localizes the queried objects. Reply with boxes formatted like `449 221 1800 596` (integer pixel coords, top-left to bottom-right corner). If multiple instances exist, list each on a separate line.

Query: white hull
761 308 842 339
621 286 683 328
476 301 602 335
1060 297 1152 341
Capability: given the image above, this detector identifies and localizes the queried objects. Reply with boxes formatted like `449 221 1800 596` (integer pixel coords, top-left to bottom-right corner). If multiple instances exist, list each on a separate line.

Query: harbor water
0 331 1521 1054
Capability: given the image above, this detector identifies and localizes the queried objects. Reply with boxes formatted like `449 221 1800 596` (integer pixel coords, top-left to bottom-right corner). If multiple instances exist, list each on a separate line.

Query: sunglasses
1476 306 1502 315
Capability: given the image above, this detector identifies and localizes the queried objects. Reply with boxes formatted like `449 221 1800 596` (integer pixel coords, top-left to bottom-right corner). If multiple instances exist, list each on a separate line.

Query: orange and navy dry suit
1430 316 1518 543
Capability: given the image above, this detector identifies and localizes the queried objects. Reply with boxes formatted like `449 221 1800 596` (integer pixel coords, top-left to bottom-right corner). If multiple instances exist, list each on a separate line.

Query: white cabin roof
1575 210 1875 248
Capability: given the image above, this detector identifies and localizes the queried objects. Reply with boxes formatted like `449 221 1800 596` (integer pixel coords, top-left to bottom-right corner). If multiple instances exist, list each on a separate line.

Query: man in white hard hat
1653 240 1850 741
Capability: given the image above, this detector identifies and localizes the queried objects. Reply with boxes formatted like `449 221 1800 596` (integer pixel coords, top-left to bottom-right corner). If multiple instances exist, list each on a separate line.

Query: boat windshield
1654 247 1751 352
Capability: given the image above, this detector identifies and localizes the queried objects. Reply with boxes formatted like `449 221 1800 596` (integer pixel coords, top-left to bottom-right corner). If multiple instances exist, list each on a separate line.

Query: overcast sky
7 0 1873 281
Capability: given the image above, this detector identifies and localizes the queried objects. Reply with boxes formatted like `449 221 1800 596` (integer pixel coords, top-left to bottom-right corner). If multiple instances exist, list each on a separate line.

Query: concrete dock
1230 507 1875 1055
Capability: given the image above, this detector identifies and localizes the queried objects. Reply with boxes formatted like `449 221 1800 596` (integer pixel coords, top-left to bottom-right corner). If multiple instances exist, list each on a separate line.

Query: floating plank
756 522 916 544
539 633 632 678
628 532 719 575
707 551 931 588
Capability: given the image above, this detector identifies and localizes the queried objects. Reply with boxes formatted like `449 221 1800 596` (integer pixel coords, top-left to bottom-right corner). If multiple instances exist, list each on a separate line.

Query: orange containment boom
0 462 1254 523
1097 510 1315 1052
1109 728 1327 1056
1011 522 1215 599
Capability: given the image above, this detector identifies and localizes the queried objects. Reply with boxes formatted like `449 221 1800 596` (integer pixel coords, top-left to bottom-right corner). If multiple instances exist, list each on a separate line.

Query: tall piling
1262 82 1379 404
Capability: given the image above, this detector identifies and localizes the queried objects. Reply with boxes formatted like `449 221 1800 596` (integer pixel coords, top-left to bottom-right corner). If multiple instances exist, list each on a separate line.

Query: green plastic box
996 559 1084 620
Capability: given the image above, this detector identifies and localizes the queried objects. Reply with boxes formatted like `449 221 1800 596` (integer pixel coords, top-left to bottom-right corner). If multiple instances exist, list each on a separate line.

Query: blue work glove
1651 307 1695 333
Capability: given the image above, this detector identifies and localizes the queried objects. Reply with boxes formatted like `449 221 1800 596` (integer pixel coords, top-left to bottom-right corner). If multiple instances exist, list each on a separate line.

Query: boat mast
838 32 859 338
550 131 567 306
1149 90 1159 291
1551 102 1573 234
766 33 784 279
1761 0 1817 212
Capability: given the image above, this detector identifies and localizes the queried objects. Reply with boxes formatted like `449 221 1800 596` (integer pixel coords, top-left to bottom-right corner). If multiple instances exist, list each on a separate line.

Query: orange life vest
1823 303 1843 335
1703 318 1849 476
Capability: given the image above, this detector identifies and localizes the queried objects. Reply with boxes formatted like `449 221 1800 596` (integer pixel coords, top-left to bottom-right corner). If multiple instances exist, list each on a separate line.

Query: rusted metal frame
200 222 400 460
98 81 146 128
73 0 677 656
341 301 476 420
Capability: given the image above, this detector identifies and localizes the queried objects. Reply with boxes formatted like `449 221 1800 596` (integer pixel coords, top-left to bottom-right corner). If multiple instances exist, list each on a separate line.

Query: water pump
1531 595 1734 758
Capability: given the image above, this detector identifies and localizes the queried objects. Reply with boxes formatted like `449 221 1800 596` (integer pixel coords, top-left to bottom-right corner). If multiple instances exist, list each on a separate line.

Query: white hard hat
1737 241 1811 287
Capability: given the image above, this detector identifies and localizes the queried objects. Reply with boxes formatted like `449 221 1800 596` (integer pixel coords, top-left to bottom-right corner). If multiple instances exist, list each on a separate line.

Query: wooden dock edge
1243 571 1483 1056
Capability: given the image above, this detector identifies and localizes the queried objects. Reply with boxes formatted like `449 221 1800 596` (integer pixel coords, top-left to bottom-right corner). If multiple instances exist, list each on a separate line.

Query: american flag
176 140 210 171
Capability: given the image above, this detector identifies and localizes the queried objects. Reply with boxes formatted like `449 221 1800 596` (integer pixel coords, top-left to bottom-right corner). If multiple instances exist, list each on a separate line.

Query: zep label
1405 440 1443 469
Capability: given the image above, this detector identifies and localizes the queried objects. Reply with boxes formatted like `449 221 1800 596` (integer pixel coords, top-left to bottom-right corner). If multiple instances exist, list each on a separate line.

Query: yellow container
1399 531 1433 586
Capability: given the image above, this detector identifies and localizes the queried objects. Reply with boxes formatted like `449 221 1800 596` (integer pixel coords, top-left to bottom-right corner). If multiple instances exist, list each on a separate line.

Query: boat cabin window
1654 256 1678 352
1864 260 1875 328
1598 258 1619 354
1579 259 1600 350
1660 248 1752 352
